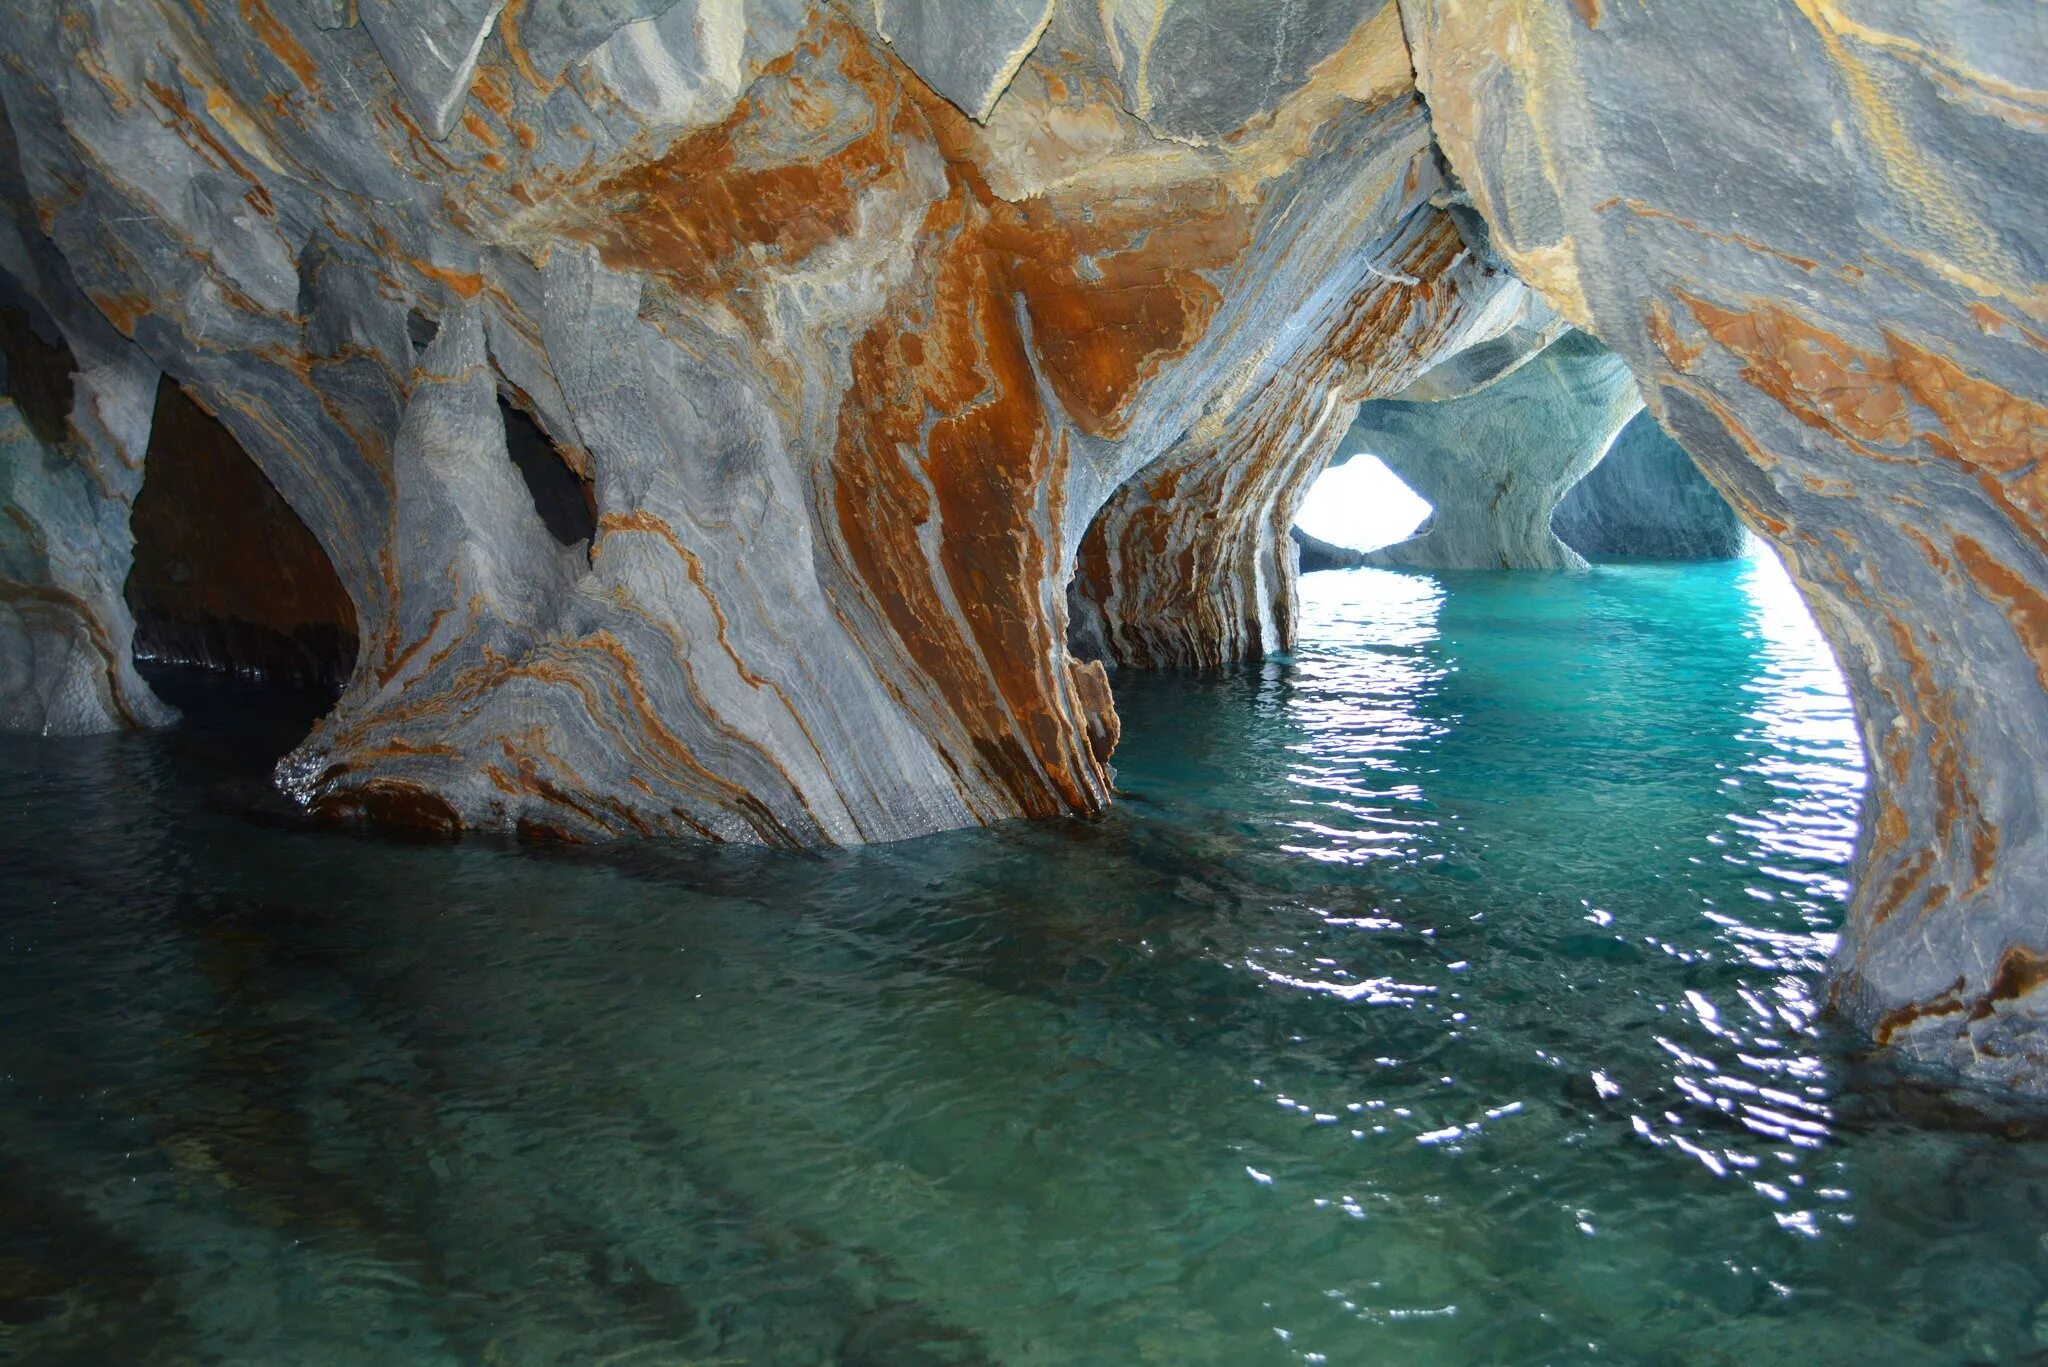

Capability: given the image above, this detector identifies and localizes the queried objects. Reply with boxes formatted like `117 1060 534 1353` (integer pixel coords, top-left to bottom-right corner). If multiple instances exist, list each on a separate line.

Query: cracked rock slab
875 0 1055 122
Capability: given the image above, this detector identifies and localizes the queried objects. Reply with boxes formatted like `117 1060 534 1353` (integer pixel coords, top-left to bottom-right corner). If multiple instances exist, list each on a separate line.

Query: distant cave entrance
1293 453 1431 570
126 378 359 701
500 396 596 552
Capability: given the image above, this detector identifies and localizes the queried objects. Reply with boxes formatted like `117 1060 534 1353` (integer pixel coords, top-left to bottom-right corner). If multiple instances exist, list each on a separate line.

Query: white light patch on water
1295 454 1430 550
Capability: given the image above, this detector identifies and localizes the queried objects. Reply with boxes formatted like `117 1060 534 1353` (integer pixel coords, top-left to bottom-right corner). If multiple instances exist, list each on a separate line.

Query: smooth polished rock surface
1402 0 2048 1090
1553 409 1747 561
0 0 1463 845
1351 330 1642 571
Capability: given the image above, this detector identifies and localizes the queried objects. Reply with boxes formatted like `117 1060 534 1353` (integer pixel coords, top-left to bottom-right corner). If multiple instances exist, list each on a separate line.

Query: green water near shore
5 556 2046 1364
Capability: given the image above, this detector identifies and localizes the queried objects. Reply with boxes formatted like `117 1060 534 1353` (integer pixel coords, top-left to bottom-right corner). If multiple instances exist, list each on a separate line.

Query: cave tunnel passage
1275 421 1866 925
500 395 596 552
125 377 360 703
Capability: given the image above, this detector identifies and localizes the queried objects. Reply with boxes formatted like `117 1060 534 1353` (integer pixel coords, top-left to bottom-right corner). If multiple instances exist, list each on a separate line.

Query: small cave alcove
125 378 359 702
0 300 76 446
500 395 596 552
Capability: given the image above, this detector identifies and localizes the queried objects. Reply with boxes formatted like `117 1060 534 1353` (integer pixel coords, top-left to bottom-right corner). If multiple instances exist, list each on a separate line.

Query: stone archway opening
1293 453 1432 570
125 378 359 707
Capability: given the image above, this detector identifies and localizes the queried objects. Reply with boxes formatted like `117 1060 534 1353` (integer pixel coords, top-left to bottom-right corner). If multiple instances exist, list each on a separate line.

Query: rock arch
1352 329 1643 571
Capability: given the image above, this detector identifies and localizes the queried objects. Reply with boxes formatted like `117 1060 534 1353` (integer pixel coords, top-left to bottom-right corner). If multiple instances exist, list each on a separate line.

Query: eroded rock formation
2 1 2046 1087
1067 213 1535 668
1552 409 1747 562
1349 329 1642 571
1 0 1489 842
0 158 173 735
1405 0 2048 1087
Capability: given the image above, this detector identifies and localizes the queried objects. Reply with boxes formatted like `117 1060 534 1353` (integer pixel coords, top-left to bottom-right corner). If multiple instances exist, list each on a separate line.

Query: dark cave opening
125 377 359 700
500 395 596 550
0 300 76 445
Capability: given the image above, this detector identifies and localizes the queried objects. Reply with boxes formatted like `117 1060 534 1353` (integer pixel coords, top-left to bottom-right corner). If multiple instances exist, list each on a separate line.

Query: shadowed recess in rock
126 379 359 699
0 302 74 447
498 396 596 550
1552 409 1747 561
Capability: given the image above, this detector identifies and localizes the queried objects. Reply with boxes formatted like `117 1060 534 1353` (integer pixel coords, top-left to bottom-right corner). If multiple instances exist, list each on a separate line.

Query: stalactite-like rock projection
0 146 173 735
1348 329 1642 571
1552 410 1747 562
1404 0 2048 1089
1 1 2045 1089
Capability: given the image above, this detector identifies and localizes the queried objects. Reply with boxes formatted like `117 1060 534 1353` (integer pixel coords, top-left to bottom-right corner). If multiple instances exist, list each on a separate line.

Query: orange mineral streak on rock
310 776 461 837
239 0 321 92
1645 298 1702 373
1887 332 2048 525
1872 974 1967 1046
1684 295 2048 506
585 19 917 312
1953 533 2048 692
142 78 276 216
830 178 1090 816
1861 611 1997 921
1973 945 2048 1021
980 190 1248 439
1680 293 1912 450
573 14 1278 821
1076 209 1471 668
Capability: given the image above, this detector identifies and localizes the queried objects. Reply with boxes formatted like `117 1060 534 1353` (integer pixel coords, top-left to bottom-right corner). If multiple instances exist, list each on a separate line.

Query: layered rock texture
1552 410 1747 562
1405 0 2048 1088
0 199 174 734
1 2 2045 1088
0 0 1476 844
1349 328 1642 571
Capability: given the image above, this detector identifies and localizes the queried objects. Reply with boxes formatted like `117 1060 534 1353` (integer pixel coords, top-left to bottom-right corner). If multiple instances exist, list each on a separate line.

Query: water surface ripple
5 557 2046 1364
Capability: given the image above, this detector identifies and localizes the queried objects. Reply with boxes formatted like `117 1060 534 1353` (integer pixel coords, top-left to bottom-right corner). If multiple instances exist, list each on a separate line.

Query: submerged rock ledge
0 1 2043 1092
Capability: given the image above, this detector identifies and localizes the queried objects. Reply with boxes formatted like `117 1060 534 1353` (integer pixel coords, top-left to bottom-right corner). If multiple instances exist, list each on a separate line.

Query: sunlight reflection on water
11 552 2048 1366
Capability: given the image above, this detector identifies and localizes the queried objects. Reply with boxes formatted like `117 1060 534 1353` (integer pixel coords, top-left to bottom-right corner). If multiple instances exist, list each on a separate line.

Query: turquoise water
4 557 2047 1364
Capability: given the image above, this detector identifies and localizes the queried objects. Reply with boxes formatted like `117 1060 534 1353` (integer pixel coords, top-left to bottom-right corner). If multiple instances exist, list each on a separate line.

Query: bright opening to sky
1296 454 1431 550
